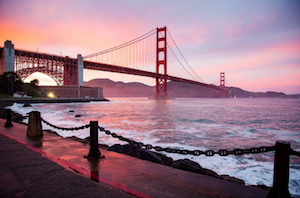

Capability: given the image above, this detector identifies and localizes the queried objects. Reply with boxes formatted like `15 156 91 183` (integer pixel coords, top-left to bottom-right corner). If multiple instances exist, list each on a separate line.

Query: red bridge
0 26 227 98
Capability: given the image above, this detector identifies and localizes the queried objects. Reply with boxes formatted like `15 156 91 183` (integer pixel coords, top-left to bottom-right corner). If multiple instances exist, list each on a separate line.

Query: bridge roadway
84 60 225 92
2 48 225 92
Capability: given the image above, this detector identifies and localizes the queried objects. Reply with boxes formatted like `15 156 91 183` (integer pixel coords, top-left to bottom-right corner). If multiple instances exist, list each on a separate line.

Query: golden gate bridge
0 26 227 98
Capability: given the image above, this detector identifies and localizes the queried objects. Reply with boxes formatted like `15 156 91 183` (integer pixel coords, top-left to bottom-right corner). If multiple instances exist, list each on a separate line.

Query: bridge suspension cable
83 28 157 71
165 40 199 82
166 29 207 84
211 75 220 86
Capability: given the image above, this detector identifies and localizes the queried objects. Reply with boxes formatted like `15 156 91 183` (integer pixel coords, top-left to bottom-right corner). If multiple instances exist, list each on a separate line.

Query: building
41 86 103 99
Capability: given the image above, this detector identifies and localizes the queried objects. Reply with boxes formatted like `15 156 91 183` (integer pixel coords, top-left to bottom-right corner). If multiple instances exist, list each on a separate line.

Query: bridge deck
84 60 225 92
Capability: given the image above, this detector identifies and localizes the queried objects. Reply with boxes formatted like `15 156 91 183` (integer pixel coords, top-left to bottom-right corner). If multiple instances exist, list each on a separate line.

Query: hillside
84 78 300 98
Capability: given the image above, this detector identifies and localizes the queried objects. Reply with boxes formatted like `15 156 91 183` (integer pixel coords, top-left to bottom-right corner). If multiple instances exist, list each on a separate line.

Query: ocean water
8 98 300 196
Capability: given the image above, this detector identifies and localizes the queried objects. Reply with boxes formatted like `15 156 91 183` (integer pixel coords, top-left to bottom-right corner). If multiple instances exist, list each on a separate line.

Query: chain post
86 121 102 159
4 109 13 128
27 111 43 137
267 141 291 198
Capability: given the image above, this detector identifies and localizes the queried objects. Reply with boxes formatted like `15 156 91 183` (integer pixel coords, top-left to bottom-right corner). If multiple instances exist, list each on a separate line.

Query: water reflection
149 99 180 143
88 159 99 183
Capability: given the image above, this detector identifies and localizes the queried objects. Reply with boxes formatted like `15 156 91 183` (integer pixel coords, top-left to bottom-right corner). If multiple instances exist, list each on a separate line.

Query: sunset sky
0 0 299 94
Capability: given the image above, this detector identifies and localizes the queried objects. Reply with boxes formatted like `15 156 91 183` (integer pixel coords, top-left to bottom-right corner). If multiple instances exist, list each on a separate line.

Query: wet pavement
0 119 270 198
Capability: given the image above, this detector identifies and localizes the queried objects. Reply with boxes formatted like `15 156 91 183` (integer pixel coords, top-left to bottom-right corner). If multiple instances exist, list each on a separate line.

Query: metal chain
41 117 90 131
291 149 300 158
98 126 276 157
39 118 299 158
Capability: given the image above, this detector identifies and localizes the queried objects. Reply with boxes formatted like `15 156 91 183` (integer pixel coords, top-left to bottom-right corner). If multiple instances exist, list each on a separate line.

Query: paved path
0 133 135 198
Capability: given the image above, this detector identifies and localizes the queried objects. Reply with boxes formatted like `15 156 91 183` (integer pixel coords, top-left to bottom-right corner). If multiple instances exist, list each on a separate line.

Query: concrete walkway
0 133 136 198
0 119 269 198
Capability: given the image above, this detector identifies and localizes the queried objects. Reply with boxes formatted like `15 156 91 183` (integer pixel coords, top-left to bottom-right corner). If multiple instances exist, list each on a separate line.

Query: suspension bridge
0 26 227 98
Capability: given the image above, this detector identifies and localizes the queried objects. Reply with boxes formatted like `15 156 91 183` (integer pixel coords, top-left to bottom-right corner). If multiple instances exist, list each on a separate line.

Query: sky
0 0 300 94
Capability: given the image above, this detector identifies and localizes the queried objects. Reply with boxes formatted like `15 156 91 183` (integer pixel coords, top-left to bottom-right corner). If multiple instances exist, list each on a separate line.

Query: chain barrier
41 117 90 131
291 149 300 157
98 126 276 157
39 117 299 158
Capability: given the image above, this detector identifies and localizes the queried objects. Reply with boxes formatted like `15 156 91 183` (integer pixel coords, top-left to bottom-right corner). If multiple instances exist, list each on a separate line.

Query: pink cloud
236 72 300 93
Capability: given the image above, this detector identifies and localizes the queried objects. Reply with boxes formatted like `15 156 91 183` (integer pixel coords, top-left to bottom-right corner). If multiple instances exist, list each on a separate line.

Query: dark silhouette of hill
84 78 300 98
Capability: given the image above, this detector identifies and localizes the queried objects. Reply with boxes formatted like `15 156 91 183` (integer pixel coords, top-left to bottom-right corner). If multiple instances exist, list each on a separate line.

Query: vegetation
0 72 46 98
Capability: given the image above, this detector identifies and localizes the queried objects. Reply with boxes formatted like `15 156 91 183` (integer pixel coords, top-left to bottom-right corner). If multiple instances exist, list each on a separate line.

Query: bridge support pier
0 40 15 75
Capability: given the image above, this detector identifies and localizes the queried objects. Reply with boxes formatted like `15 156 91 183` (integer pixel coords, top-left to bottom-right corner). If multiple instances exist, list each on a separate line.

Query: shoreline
0 97 109 123
40 128 273 192
0 98 284 195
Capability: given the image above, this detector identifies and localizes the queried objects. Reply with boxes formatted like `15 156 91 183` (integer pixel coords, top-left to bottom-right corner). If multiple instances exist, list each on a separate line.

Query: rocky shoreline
0 99 271 191
0 98 109 123
0 101 26 123
55 133 271 190
66 135 273 191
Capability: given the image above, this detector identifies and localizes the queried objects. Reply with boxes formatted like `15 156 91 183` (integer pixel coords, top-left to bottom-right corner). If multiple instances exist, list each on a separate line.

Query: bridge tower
156 27 167 98
220 72 225 98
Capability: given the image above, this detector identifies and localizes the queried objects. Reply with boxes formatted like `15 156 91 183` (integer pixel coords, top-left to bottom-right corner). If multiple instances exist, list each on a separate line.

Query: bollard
267 141 291 198
86 121 102 159
27 111 43 137
4 109 13 128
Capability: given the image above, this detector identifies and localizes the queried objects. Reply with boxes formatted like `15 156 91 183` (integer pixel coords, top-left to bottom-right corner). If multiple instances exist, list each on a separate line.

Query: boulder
173 159 221 179
123 144 142 157
221 175 245 185
155 152 174 166
108 144 164 165
108 144 126 154
173 158 204 173
43 129 60 136
98 144 109 149
202 168 222 179
23 103 32 107
67 136 89 144
140 150 163 164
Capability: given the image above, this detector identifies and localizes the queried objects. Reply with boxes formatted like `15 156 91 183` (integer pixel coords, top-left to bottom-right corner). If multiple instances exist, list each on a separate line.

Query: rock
203 168 222 179
67 136 89 144
123 144 142 157
140 150 163 164
23 103 32 107
221 175 245 185
98 144 109 149
253 184 272 190
108 144 126 154
75 114 81 117
173 158 204 173
155 152 174 166
69 110 74 112
108 144 164 165
43 129 60 136
173 158 221 179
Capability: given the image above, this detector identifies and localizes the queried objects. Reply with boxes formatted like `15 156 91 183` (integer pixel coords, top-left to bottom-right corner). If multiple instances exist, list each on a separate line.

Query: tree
30 79 39 86
0 72 23 95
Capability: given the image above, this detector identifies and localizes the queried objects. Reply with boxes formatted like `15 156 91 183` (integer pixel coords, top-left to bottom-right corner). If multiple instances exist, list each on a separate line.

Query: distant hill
84 78 300 98
85 79 154 97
